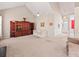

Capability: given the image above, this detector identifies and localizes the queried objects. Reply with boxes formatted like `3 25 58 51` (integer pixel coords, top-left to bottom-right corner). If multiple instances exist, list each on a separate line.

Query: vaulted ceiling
0 2 75 16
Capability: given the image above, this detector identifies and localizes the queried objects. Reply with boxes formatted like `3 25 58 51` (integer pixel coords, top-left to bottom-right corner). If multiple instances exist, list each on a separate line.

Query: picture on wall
71 20 74 29
49 22 53 26
41 22 45 27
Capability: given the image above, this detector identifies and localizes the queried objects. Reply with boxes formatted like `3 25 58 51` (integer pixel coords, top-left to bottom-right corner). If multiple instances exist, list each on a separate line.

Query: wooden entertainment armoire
10 21 34 37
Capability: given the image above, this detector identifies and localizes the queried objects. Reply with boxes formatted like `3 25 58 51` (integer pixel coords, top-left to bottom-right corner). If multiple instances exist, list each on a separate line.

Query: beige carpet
0 35 67 57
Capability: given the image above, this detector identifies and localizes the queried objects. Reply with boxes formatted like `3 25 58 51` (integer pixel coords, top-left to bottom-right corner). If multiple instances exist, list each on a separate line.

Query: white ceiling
58 2 75 15
25 2 75 16
0 2 75 16
0 2 25 10
25 2 53 16
75 2 79 7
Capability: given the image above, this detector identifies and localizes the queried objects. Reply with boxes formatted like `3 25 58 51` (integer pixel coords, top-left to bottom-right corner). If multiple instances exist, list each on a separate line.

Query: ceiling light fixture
37 12 40 16
63 16 67 19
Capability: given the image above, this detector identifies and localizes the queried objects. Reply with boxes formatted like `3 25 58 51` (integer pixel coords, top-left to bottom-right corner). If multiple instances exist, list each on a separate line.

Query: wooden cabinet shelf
10 21 34 37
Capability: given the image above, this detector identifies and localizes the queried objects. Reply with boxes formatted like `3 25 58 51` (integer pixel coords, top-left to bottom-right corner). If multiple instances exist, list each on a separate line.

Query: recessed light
37 12 40 16
37 14 40 16
63 16 66 19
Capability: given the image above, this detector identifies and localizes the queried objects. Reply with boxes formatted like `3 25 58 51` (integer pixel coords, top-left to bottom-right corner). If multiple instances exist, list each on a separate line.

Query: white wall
35 12 63 37
35 15 54 37
1 6 35 39
54 12 63 36
75 7 79 38
50 3 63 36
36 4 63 37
